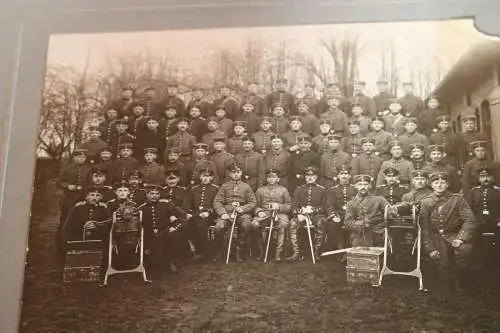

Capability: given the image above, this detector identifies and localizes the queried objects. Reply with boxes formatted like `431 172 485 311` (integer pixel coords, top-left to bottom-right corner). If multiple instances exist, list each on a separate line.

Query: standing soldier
99 108 119 146
227 121 247 156
138 148 165 186
162 82 186 118
187 87 213 118
320 96 349 137
253 116 275 154
320 134 351 188
166 118 197 165
352 81 376 118
78 126 107 165
262 135 291 187
408 143 427 171
214 105 233 137
190 143 219 185
242 81 266 116
429 114 459 169
312 119 333 155
109 118 135 159
251 169 292 261
398 82 425 118
296 98 320 137
183 169 219 260
400 170 433 205
423 145 461 193
398 118 430 158
236 101 261 136
457 110 487 172
377 141 414 186
108 85 135 119
210 136 235 184
213 84 240 120
127 102 148 139
282 116 310 153
350 137 384 181
417 96 444 138
288 166 330 261
419 172 478 293
384 99 408 138
270 102 289 136
142 86 163 119
85 166 114 203
368 116 394 160
98 148 113 178
373 79 396 116
234 136 265 191
350 100 372 136
344 174 390 247
127 169 147 205
163 148 189 187
212 164 257 262
108 143 139 184
56 148 91 243
136 117 165 162
301 83 320 117
188 106 208 142
160 104 179 140
265 78 296 115
316 82 350 115
375 167 409 205
202 116 227 153
288 135 320 194
342 120 363 158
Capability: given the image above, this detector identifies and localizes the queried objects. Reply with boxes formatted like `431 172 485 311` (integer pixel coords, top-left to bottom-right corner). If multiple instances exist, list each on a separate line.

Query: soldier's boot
275 229 285 262
286 227 300 261
211 232 225 263
314 228 324 261
255 238 265 262
235 247 244 263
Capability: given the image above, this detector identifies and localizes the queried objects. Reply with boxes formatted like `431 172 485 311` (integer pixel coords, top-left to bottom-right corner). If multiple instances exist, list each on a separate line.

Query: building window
465 92 472 106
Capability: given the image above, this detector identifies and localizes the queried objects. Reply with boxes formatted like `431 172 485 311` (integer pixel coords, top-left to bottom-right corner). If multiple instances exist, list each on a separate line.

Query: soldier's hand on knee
258 211 267 218
221 213 230 220
199 212 209 219
297 214 306 222
429 250 440 260
270 203 280 210
236 207 244 214
451 239 464 248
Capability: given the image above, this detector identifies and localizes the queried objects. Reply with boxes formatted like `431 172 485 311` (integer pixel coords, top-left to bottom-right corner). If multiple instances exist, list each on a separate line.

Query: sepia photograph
19 16 500 332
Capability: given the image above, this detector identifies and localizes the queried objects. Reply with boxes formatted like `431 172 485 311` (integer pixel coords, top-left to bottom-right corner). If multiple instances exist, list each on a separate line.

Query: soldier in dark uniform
420 171 478 293
106 180 137 214
468 167 500 274
262 135 291 187
288 135 320 194
108 85 135 118
319 96 349 137
127 169 147 205
325 165 357 255
202 116 227 153
188 105 208 142
234 136 265 191
316 82 350 115
160 171 187 208
352 81 376 118
213 164 257 262
296 98 320 137
350 100 372 136
377 140 414 186
108 143 139 184
457 111 488 172
56 148 91 241
288 166 330 261
350 137 384 181
300 83 320 118
62 186 110 244
373 79 396 116
163 148 189 187
136 117 165 163
265 78 296 115
345 174 390 247
242 81 266 116
398 82 425 118
320 134 351 188
368 116 394 160
270 102 289 136
375 167 409 205
282 116 310 153
400 169 433 205
342 120 363 158
251 169 292 261
190 143 218 185
227 121 247 156
183 169 219 259
85 166 114 202
214 105 233 137
423 145 461 193
166 118 197 165
138 148 165 186
159 104 179 139
253 116 275 154
98 148 113 179
312 119 333 155
384 99 408 138
462 140 500 201
429 114 459 169
210 136 235 184
417 96 443 137
99 108 119 146
142 86 164 119
236 101 261 136
140 184 186 276
78 126 107 165
108 119 135 159
187 87 213 118
127 102 148 139
213 84 240 120
162 82 186 118
398 117 429 158
408 143 427 171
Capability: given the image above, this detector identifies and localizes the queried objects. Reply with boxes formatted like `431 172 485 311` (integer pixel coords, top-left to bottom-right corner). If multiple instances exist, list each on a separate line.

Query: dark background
1 1 500 332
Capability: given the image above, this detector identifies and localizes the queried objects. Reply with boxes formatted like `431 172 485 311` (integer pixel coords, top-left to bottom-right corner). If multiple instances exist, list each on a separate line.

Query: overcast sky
46 19 491 96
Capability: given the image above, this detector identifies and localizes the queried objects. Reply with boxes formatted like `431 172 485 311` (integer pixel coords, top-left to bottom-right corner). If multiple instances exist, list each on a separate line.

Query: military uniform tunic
210 151 235 184
187 99 213 118
252 130 274 154
398 132 429 157
352 93 377 118
270 116 289 136
429 130 460 169
342 134 363 157
375 184 408 205
461 158 500 199
423 162 461 193
373 92 396 115
160 185 187 208
109 157 140 183
138 162 165 186
320 109 349 136
108 133 135 159
63 201 110 242
350 153 384 180
265 91 297 115
234 151 265 191
312 134 330 156
384 113 408 138
78 139 108 164
377 158 414 186
398 94 425 118
299 113 320 137
262 149 291 186
227 136 245 156
319 150 351 188
288 150 320 193
367 130 394 160
253 184 292 230
166 131 197 159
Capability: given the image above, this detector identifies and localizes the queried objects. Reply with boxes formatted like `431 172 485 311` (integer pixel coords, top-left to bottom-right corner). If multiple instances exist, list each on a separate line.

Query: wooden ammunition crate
346 247 384 284
63 240 103 283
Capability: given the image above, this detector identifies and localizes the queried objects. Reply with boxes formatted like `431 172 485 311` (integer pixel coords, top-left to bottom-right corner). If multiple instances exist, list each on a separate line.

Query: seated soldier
345 175 390 247
251 169 292 262
213 164 257 263
85 166 114 203
160 171 187 208
190 143 218 185
420 172 478 293
375 167 409 205
288 166 329 261
107 180 138 214
140 184 187 277
184 169 219 260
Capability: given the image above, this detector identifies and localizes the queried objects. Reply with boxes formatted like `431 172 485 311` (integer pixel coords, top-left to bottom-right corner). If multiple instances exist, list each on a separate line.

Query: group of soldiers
56 78 500 292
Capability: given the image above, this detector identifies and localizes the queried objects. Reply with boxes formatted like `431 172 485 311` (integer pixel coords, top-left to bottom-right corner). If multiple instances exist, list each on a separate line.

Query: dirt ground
19 183 500 333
